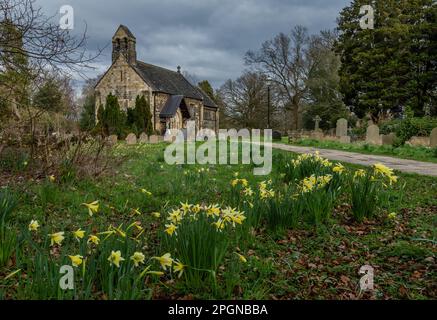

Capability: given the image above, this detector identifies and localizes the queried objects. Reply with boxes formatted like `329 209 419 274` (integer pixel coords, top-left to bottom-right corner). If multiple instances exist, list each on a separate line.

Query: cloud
36 0 350 91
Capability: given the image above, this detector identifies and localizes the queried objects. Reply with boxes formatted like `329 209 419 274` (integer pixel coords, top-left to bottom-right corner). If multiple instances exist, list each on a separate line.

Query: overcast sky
36 0 350 91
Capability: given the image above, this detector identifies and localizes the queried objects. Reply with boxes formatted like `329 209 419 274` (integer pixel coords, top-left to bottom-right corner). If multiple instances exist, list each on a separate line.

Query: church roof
117 25 136 39
160 95 184 118
134 61 217 108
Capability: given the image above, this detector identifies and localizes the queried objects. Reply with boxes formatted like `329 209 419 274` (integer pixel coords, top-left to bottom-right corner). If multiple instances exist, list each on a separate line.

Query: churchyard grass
0 142 436 299
283 138 437 163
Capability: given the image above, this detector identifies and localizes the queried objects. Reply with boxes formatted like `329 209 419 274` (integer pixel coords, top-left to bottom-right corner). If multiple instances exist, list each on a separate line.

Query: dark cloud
37 0 349 90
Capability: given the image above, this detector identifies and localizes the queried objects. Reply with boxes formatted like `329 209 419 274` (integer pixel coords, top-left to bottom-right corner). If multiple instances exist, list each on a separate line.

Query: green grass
281 137 437 163
0 142 436 299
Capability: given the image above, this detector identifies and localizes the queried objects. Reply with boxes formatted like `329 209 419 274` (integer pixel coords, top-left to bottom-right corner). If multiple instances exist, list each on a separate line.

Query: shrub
380 117 437 145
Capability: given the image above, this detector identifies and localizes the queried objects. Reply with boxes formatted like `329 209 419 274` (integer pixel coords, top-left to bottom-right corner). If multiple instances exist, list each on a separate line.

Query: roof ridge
136 60 179 75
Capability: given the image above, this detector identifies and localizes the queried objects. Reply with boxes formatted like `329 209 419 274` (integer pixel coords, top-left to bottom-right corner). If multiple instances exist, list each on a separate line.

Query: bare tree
217 71 274 129
0 0 101 160
245 25 323 130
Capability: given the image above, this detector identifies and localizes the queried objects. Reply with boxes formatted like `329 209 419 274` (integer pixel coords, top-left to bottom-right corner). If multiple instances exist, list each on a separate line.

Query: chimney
177 66 181 74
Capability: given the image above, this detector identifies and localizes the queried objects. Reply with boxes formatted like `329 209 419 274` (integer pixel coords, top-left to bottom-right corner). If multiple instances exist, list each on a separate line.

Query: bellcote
112 25 137 65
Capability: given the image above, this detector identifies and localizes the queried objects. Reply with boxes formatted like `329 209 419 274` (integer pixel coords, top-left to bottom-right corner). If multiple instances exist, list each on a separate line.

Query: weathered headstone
107 135 118 145
149 135 159 144
406 136 430 147
381 133 396 145
313 115 322 131
336 118 348 137
366 125 381 145
138 133 148 143
125 133 137 145
430 128 437 148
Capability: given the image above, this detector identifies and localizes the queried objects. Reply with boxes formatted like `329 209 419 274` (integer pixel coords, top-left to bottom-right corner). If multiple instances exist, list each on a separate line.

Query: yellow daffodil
235 252 247 263
180 202 192 213
114 226 126 238
69 255 84 267
49 232 65 246
108 250 125 268
354 169 366 179
73 228 85 240
130 252 146 267
206 204 220 217
168 209 182 224
240 179 248 187
165 223 177 236
153 253 173 270
243 187 254 197
28 220 40 232
212 219 225 230
173 260 186 278
132 208 142 215
82 200 99 216
151 212 161 218
231 179 239 187
191 204 201 214
48 175 56 182
388 212 397 219
333 163 345 174
87 235 100 246
373 163 394 177
141 189 152 196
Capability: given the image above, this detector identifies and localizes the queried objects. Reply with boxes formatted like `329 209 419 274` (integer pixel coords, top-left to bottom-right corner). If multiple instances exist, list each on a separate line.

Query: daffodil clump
162 202 246 288
349 163 399 221
284 152 334 182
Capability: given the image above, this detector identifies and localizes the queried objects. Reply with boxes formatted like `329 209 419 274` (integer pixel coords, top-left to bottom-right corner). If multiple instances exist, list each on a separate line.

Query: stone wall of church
184 98 203 130
95 56 152 116
203 107 218 131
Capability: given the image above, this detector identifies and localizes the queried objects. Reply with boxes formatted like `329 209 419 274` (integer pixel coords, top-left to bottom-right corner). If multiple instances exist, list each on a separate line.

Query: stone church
95 25 219 134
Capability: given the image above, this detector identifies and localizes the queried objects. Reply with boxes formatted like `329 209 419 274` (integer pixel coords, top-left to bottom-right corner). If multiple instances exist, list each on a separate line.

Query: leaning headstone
149 135 159 144
366 125 381 145
138 133 148 144
336 118 348 137
430 128 437 148
107 135 118 145
125 133 137 145
382 133 396 145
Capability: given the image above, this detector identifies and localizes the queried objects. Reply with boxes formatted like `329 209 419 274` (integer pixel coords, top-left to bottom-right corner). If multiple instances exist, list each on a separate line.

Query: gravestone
336 118 348 137
313 115 322 131
407 136 430 147
366 125 381 145
107 135 118 145
381 133 396 145
138 133 148 143
430 128 437 148
125 133 137 145
149 135 159 144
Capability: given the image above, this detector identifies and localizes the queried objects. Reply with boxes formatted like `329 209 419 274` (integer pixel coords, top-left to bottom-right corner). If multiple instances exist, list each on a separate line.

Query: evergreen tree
198 80 216 101
99 93 126 136
79 94 96 131
335 0 436 121
127 95 153 135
